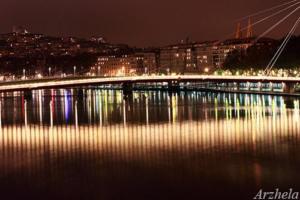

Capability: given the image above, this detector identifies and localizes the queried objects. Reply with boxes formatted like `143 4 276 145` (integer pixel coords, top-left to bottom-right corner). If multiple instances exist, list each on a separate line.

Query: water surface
0 89 299 200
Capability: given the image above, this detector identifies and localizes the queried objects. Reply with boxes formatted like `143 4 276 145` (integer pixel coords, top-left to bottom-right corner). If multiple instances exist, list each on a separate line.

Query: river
0 89 299 199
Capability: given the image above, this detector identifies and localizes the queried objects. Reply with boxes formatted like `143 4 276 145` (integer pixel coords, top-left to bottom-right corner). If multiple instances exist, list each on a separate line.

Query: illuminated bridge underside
0 75 299 92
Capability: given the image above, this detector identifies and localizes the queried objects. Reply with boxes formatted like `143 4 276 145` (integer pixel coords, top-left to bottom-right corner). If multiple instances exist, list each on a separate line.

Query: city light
36 73 43 79
74 66 77 76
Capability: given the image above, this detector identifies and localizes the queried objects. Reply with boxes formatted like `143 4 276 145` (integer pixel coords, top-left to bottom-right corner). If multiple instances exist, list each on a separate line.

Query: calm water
0 89 299 200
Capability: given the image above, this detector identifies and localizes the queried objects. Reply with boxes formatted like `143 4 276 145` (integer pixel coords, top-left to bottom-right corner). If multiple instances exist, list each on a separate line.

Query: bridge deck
0 75 299 92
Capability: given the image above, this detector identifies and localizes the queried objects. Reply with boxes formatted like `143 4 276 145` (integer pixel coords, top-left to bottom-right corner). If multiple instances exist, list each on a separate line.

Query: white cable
217 2 300 43
240 2 300 33
265 20 297 72
267 18 300 70
268 19 300 70
264 17 300 75
237 0 299 21
254 5 300 43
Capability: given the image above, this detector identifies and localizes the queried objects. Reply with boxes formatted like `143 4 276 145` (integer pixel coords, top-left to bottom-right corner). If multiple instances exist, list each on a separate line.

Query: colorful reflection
0 90 299 199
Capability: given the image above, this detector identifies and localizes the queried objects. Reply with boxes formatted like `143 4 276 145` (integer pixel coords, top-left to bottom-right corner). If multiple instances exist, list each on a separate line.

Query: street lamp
74 66 77 76
73 66 76 76
23 69 26 79
167 68 170 75
122 66 125 76
48 67 51 77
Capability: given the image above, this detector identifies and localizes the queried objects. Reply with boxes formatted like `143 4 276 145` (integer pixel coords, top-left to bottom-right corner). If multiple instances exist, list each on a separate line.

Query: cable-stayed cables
237 0 299 21
241 2 300 33
264 17 300 75
266 25 296 73
216 1 300 44
254 5 300 43
267 18 300 73
267 17 300 70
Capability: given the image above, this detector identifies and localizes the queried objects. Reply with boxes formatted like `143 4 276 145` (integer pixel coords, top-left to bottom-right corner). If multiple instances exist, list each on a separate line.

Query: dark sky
0 0 299 46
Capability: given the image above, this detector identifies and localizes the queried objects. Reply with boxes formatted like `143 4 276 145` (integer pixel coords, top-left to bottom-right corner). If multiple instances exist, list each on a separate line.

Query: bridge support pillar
269 83 274 92
76 89 86 100
258 82 263 92
283 82 295 93
223 82 228 90
24 89 32 101
236 82 240 91
246 82 251 91
122 82 133 96
168 81 180 92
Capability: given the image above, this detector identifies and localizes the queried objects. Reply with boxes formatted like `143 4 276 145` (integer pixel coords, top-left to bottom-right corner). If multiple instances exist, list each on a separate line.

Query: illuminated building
93 55 136 76
92 51 158 76
159 40 249 73
159 37 272 73
212 38 252 68
160 43 198 74
134 52 158 74
194 42 217 72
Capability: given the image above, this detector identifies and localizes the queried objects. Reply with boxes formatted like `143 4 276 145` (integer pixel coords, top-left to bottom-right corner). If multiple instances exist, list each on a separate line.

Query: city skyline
1 0 300 47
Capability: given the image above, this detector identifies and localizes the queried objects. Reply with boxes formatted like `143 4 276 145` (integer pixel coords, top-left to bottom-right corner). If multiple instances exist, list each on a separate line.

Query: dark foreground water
0 89 299 200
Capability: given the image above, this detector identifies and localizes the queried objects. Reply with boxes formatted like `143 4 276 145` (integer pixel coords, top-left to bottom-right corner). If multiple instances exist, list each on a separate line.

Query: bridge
0 75 299 95
0 1 299 96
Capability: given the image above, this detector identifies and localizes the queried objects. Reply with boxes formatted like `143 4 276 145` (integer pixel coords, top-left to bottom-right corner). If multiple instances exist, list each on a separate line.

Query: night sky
0 0 299 46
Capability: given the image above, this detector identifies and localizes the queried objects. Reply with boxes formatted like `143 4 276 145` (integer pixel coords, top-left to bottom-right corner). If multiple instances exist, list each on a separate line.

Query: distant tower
246 18 253 38
235 22 242 39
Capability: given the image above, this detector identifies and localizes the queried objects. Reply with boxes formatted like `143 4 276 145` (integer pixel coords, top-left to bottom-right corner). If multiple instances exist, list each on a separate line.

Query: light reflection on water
0 89 299 199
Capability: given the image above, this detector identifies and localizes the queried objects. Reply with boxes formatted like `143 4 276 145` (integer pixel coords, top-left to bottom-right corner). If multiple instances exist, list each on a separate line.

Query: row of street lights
22 66 77 79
